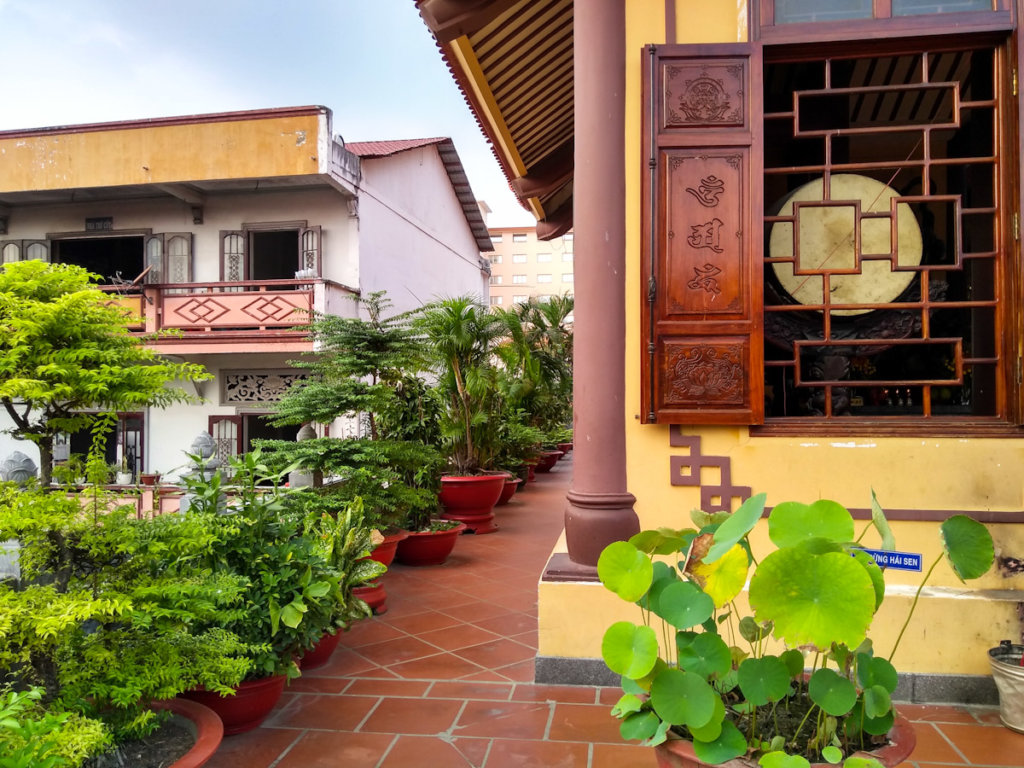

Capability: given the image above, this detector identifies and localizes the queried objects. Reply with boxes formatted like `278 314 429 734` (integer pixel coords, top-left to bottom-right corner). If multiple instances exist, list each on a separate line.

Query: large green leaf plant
598 493 995 767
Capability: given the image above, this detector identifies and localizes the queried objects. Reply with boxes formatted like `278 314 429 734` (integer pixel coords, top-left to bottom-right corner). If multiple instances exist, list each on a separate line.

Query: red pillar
545 0 639 579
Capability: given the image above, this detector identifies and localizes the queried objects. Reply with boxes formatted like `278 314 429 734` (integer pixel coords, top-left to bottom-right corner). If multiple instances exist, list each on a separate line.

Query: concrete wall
356 145 488 314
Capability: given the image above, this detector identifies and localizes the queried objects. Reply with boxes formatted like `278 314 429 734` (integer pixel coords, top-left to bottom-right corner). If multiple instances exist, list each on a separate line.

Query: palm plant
416 295 505 475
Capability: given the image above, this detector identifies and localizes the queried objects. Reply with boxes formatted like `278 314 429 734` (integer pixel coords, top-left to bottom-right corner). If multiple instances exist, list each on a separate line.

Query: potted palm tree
416 295 507 533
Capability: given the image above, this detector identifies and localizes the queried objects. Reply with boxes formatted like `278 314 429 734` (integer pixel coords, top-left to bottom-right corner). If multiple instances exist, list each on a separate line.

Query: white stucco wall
355 146 488 314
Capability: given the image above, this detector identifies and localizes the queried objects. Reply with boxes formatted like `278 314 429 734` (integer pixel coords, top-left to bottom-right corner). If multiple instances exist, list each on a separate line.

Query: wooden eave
418 0 574 239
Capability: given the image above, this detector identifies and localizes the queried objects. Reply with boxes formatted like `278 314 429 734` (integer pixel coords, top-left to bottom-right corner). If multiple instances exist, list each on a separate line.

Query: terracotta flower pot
352 529 409 615
534 450 564 473
150 698 223 768
438 474 505 533
179 674 287 736
653 714 916 768
496 476 522 505
395 522 468 566
298 630 342 670
557 442 573 454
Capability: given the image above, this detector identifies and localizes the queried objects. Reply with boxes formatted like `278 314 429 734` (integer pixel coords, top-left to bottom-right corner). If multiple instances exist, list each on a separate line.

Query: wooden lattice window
761 43 1011 423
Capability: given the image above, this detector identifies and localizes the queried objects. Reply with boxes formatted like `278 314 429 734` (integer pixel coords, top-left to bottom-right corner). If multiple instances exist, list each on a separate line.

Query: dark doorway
55 236 145 285
250 230 298 281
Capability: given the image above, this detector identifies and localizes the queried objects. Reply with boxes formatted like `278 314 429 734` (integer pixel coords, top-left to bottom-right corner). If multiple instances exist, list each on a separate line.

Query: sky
0 0 536 227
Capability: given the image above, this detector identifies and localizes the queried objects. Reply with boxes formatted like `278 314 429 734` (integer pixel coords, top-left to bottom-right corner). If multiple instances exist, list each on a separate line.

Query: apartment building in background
484 226 573 307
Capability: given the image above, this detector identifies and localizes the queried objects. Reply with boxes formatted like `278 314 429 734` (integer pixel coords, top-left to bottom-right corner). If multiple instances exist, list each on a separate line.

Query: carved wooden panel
664 151 746 317
662 339 748 407
662 59 748 130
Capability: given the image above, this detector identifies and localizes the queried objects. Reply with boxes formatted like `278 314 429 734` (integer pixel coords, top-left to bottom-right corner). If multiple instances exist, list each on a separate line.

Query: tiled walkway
206 456 1024 767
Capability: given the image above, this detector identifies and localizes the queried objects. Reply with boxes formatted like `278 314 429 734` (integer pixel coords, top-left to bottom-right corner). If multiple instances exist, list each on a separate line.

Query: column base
562 488 639 571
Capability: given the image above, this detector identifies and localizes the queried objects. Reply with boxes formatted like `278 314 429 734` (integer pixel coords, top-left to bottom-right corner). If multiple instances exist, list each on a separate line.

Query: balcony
102 278 358 354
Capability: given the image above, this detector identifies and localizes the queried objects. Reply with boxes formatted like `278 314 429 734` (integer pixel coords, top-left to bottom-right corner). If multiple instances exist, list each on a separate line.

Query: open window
54 413 143 481
219 223 321 282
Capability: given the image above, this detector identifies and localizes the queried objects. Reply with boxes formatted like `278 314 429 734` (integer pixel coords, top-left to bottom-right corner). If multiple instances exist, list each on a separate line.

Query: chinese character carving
688 218 724 253
687 263 723 295
686 175 725 207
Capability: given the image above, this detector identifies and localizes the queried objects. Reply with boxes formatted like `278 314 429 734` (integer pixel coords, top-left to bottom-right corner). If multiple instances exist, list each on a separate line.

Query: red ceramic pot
352 529 409 615
179 674 287 736
298 630 342 670
534 450 564 473
557 442 573 454
654 714 916 768
523 459 538 483
150 698 223 768
496 476 522 505
438 474 505 534
395 522 468 566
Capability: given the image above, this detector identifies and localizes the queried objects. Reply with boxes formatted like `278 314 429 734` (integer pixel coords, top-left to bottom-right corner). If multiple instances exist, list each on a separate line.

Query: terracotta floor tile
451 736 492 767
286 676 352 694
441 600 517 623
899 703 984 724
419 623 502 651
512 683 599 704
471 612 537 637
937 722 1024 765
598 686 625 705
344 678 431 698
204 727 303 768
592 742 657 767
265 692 379 731
337 617 407 647
361 695 464 735
480 736 589 767
548 702 626 743
428 680 515 701
492 658 536 683
387 609 464 634
357 635 443 666
388 651 488 680
903 721 969 764
274 730 394 767
307 646 382 677
461 669 521 683
457 638 538 670
378 735 483 768
510 629 538 649
455 700 553 740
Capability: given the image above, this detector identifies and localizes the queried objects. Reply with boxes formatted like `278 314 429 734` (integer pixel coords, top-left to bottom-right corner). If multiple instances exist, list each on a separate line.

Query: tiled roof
345 137 493 252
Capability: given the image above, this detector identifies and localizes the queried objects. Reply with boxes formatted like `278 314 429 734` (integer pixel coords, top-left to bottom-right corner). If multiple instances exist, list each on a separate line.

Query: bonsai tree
598 492 995 766
416 295 505 475
259 292 442 533
0 261 208 484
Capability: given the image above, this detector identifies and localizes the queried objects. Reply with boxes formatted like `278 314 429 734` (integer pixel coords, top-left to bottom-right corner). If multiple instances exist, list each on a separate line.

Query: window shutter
219 231 246 282
641 43 763 425
163 233 193 284
23 240 50 263
1 241 21 263
208 415 242 471
144 235 163 283
299 225 321 276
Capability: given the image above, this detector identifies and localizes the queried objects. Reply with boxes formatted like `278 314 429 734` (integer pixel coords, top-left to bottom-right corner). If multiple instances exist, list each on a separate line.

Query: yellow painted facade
0 111 326 192
539 0 1024 678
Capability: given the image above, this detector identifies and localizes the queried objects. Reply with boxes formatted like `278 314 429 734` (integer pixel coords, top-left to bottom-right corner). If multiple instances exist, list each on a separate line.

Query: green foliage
597 493 995 764
0 261 209 483
0 687 110 768
180 449 376 678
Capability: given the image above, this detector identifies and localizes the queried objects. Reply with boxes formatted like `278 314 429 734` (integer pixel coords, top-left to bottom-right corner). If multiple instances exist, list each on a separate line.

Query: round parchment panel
769 174 923 316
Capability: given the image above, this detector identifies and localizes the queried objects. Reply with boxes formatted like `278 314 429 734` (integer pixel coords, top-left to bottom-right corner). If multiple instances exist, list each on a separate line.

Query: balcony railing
101 278 358 338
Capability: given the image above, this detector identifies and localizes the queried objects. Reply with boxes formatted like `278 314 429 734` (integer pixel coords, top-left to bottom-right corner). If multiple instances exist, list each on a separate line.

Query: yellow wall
0 112 325 192
540 0 1024 679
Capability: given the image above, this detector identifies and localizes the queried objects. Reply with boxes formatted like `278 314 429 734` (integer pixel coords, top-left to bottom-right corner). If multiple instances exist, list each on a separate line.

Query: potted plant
597 492 995 767
988 640 1024 733
176 449 350 734
0 417 253 761
416 295 507 533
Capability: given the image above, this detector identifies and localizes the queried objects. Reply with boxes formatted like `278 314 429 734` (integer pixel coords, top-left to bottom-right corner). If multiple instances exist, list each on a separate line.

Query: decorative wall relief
663 61 746 129
663 341 745 406
223 371 309 404
668 428 751 513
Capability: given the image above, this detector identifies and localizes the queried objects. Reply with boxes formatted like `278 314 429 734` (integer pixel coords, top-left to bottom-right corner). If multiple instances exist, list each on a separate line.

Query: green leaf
845 701 894 737
653 580 715 630
759 751 811 768
940 515 994 582
693 718 748 763
688 696 726 742
749 548 876 651
869 490 895 551
842 758 885 768
620 710 661 742
268 599 281 635
822 745 843 764
611 694 644 718
598 541 654 602
851 550 885 611
280 601 306 629
649 668 718 728
768 500 855 548
808 668 857 716
630 528 693 555
706 493 766 563
304 580 331 598
601 622 659 679
780 648 805 677
862 684 892 719
678 632 732 679
738 656 791 705
856 654 898 694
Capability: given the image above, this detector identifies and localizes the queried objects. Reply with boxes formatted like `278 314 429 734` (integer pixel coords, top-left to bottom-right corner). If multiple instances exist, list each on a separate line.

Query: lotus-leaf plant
598 493 995 767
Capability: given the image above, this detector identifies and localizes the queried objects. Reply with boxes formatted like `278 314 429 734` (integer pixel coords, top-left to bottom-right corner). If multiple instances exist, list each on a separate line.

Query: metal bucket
989 641 1024 734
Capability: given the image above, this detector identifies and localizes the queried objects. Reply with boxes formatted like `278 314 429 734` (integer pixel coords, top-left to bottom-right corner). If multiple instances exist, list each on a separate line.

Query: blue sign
857 548 923 572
